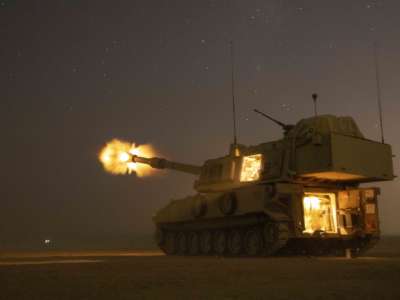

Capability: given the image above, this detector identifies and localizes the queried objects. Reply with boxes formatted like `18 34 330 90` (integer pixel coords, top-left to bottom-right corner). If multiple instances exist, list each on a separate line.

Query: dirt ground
1 237 400 300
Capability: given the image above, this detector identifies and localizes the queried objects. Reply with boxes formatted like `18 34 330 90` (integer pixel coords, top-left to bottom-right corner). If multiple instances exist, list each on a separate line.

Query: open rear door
337 189 379 235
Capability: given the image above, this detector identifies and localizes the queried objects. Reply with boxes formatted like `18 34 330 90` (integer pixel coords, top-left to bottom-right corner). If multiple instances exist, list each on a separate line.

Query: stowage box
296 133 394 182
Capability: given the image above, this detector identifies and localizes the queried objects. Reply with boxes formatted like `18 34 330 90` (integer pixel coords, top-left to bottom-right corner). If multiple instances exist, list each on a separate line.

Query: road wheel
176 232 187 255
263 222 289 255
164 232 177 255
213 230 227 255
228 230 243 256
244 229 263 256
199 231 213 255
188 232 200 255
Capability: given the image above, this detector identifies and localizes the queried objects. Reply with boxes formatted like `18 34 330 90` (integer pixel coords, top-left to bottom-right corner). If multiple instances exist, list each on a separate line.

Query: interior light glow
303 193 338 234
240 154 262 182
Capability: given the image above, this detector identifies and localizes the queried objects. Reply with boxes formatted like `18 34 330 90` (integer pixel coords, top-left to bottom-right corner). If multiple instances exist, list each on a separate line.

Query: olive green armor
132 114 395 256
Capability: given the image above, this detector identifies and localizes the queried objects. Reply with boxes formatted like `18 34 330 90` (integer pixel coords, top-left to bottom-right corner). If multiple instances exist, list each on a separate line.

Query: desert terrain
1 236 400 300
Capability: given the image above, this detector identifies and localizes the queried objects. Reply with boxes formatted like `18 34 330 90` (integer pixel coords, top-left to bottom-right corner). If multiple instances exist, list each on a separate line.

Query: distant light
44 239 51 244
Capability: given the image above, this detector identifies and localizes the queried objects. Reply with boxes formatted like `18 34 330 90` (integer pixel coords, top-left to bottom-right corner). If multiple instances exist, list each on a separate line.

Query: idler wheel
213 230 227 255
244 229 263 256
188 232 200 256
199 231 213 255
219 193 237 215
176 232 188 255
228 230 243 256
164 232 177 255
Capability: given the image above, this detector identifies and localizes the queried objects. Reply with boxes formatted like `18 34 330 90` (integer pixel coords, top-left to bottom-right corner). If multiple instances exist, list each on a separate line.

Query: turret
130 114 394 194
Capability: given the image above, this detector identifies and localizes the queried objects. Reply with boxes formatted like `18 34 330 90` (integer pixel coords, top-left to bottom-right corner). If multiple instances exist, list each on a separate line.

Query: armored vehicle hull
125 114 394 256
154 183 380 256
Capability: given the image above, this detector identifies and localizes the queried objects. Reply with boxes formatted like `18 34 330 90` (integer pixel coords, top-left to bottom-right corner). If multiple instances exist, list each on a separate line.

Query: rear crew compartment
300 188 379 237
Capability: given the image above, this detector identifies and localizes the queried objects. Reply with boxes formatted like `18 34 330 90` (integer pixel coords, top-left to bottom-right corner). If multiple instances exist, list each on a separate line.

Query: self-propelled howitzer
133 114 395 257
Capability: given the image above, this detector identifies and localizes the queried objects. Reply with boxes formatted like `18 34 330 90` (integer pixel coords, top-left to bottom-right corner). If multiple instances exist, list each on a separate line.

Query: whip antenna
374 42 385 144
312 93 318 116
230 41 238 148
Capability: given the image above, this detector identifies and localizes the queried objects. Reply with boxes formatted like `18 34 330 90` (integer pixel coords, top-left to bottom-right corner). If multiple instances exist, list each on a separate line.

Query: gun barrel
132 155 201 175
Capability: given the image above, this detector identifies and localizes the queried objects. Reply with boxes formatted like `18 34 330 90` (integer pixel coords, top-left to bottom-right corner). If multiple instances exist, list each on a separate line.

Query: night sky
1 0 399 248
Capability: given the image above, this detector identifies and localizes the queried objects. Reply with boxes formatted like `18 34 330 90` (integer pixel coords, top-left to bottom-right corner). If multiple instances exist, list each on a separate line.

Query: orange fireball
99 139 156 177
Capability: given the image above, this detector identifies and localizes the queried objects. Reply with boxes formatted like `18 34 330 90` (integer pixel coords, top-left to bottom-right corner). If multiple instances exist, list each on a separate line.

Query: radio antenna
373 42 385 144
230 41 238 149
312 93 318 116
